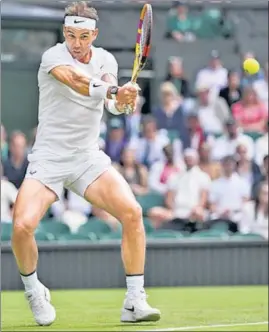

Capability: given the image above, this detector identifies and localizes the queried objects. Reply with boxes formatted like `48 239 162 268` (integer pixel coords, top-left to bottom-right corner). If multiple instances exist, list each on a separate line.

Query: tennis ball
243 58 260 75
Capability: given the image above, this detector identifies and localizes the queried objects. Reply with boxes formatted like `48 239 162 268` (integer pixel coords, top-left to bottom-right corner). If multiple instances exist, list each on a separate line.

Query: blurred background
1 0 268 290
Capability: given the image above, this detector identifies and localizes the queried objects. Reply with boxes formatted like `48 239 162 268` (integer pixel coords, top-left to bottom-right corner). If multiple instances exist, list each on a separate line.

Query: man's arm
49 65 137 105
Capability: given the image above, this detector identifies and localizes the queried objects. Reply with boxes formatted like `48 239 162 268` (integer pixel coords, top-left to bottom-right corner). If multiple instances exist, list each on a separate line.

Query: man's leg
12 179 57 326
80 167 160 322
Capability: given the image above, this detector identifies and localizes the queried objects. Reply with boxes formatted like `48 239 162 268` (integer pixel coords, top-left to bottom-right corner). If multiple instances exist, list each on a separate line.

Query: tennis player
11 1 160 326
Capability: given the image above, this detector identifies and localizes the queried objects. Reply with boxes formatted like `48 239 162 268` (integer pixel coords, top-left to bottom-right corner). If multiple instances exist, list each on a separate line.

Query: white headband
64 16 96 30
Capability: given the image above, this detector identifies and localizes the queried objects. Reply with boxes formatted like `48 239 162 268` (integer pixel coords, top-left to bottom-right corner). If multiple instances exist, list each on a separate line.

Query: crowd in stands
1 2 268 241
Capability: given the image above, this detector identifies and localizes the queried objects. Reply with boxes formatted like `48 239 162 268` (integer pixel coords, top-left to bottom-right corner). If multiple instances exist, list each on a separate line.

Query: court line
143 321 268 331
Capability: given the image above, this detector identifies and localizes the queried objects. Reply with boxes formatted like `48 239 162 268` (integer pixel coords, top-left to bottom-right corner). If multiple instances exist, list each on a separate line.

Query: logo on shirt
29 170 37 175
74 19 85 24
93 83 102 88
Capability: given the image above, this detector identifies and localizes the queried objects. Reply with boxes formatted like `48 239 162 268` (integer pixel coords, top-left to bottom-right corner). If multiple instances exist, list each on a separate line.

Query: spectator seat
136 192 165 216
77 218 112 238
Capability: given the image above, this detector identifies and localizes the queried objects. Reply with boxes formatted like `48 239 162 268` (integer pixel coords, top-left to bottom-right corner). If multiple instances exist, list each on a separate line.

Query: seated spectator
219 70 242 109
235 143 261 193
1 162 18 222
252 155 268 200
232 86 268 133
207 155 250 233
132 116 169 169
195 50 228 98
1 124 9 161
91 206 120 231
115 147 148 196
148 143 182 195
50 190 92 232
254 120 268 167
126 96 145 140
193 83 230 135
253 62 268 109
181 112 207 150
152 82 188 141
165 56 190 97
3 131 28 189
199 142 221 180
166 1 196 42
240 182 268 240
148 149 211 231
211 118 254 161
104 117 127 164
241 52 264 87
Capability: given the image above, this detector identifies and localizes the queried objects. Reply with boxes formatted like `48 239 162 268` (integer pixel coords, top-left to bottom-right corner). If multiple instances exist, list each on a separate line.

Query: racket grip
124 81 138 115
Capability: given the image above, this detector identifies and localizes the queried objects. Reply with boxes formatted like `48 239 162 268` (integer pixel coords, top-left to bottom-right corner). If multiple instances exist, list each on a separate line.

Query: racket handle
125 80 138 115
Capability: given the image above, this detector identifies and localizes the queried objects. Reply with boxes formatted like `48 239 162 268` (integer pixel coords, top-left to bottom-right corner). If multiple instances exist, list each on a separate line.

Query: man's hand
116 82 140 106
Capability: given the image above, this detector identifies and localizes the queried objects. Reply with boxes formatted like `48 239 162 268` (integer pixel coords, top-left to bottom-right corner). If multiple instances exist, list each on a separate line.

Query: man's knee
13 209 37 238
121 202 143 228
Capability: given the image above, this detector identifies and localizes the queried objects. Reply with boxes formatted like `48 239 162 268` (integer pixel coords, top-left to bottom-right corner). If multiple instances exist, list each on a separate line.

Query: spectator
235 143 261 193
152 82 188 143
166 1 196 42
232 86 268 133
219 70 242 108
252 155 268 200
1 124 9 161
91 206 120 231
132 116 169 169
1 162 18 222
240 182 268 240
116 147 148 196
195 50 228 97
148 143 181 195
208 155 250 232
253 62 268 109
148 149 211 231
165 56 190 97
254 120 268 167
193 83 230 134
198 142 221 180
211 118 254 161
51 190 92 219
3 131 28 189
181 112 207 150
104 117 127 164
241 52 264 87
126 96 145 140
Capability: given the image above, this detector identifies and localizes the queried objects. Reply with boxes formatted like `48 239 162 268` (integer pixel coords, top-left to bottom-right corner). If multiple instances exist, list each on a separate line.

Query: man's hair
64 1 99 22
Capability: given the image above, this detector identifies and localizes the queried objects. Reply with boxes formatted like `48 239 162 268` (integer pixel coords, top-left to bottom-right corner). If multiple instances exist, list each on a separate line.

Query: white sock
21 271 41 292
126 275 144 295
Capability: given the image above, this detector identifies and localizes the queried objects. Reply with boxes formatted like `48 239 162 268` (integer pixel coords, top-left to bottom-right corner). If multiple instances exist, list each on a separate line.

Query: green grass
2 286 268 331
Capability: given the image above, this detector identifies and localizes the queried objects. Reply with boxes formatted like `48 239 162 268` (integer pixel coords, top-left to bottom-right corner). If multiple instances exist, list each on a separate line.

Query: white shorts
25 150 111 199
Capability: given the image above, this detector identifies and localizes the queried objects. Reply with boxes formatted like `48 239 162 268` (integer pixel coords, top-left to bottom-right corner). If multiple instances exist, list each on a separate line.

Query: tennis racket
126 3 153 114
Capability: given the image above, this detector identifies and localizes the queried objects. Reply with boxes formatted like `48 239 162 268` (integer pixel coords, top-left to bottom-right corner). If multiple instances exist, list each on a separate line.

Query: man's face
222 159 235 175
184 155 197 169
10 135 27 160
177 4 187 15
144 122 156 140
209 57 221 69
64 26 98 60
226 123 237 137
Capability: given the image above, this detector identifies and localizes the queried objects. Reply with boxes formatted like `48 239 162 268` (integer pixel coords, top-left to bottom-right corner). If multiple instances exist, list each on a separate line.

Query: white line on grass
143 321 269 331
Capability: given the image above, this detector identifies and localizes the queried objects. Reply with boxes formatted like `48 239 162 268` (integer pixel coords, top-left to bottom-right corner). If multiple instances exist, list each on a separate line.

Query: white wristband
89 80 111 99
106 100 123 115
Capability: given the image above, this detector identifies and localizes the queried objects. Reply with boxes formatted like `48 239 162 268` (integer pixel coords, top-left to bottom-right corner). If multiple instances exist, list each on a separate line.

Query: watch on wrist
110 86 119 100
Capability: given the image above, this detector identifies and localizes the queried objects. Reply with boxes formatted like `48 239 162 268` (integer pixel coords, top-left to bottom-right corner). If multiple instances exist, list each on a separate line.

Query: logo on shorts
29 170 37 175
93 83 102 88
74 19 85 24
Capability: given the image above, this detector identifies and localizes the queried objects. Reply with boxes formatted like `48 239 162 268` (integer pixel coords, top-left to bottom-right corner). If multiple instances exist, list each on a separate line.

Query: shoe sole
121 312 161 323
